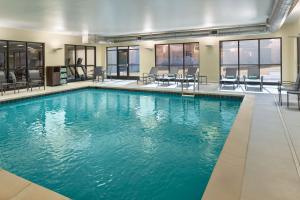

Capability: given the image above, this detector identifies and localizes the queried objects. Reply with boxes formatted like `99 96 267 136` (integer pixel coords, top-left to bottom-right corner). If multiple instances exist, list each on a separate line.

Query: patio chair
9 71 28 93
94 66 106 82
220 68 239 89
140 67 158 84
0 71 13 95
243 68 264 91
278 73 300 105
156 67 179 86
28 70 45 91
176 67 199 88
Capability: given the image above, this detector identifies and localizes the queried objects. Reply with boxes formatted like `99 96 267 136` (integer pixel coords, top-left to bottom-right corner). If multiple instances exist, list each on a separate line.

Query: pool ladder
181 80 195 98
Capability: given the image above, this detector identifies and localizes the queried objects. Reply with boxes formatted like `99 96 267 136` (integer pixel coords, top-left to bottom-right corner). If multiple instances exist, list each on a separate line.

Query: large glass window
0 41 7 75
155 43 199 73
239 40 259 78
106 46 140 78
107 47 117 76
0 40 44 84
220 38 282 83
170 44 183 72
260 39 281 82
9 41 27 81
65 45 96 80
86 46 96 78
184 43 200 69
129 46 140 77
220 41 238 78
155 44 169 67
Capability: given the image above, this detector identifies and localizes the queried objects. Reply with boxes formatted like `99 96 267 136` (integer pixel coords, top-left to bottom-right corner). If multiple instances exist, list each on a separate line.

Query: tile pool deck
0 80 300 200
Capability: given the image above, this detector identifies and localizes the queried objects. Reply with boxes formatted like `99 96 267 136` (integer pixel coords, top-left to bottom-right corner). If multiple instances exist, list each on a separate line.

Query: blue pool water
0 89 241 200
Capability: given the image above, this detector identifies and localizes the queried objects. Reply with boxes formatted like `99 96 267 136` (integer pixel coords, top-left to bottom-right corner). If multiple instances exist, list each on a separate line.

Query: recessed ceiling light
17 44 24 47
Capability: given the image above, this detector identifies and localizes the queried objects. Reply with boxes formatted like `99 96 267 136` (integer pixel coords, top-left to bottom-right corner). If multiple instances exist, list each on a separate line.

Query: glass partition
65 44 96 81
0 41 7 75
86 46 96 78
8 41 27 81
0 40 44 86
27 42 44 81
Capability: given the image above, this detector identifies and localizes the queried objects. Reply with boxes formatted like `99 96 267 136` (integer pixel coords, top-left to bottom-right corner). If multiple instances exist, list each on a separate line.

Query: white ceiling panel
0 0 275 36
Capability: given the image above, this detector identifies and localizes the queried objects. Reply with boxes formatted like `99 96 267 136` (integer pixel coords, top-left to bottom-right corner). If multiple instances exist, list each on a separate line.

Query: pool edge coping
202 94 255 200
0 85 250 200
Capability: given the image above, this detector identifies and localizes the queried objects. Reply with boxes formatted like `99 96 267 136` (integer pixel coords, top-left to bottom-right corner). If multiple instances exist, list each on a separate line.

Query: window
0 41 7 74
65 45 96 80
260 39 281 82
170 44 183 72
155 42 199 73
129 46 140 77
220 41 238 78
0 40 44 84
155 44 169 67
107 47 117 76
184 43 200 68
106 46 140 78
239 40 259 78
220 38 282 83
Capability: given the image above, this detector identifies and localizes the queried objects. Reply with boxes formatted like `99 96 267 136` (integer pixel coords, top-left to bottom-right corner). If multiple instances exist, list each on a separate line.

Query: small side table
287 90 300 110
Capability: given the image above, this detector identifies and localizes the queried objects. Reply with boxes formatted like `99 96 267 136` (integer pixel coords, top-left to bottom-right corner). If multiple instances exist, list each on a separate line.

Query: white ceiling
0 0 275 36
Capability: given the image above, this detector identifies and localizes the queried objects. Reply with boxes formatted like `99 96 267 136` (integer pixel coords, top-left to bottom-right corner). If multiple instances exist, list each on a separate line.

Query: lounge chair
0 71 13 95
140 67 158 84
156 67 179 86
176 67 199 88
9 71 28 93
28 70 45 91
278 73 300 105
220 68 238 89
94 66 106 82
243 68 264 91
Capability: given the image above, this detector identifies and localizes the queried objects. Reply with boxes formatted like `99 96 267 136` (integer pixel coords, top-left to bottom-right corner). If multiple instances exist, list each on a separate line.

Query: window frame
219 37 282 84
0 39 45 84
155 42 200 72
65 44 96 80
106 45 140 80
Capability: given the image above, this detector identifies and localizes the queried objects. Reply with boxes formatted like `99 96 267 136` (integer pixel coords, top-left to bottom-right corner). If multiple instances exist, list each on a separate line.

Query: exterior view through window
220 38 282 83
155 42 199 73
106 46 140 79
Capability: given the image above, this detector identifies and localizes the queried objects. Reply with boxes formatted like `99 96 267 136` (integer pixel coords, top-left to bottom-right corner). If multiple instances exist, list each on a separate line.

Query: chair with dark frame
220 68 239 89
0 71 14 95
28 70 45 91
243 68 264 91
94 66 106 82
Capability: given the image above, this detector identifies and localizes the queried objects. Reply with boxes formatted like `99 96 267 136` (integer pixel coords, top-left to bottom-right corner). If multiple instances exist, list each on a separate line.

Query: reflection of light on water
142 136 156 154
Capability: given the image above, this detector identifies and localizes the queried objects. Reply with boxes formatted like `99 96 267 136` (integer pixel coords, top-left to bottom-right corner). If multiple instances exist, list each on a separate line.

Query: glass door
117 48 129 77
